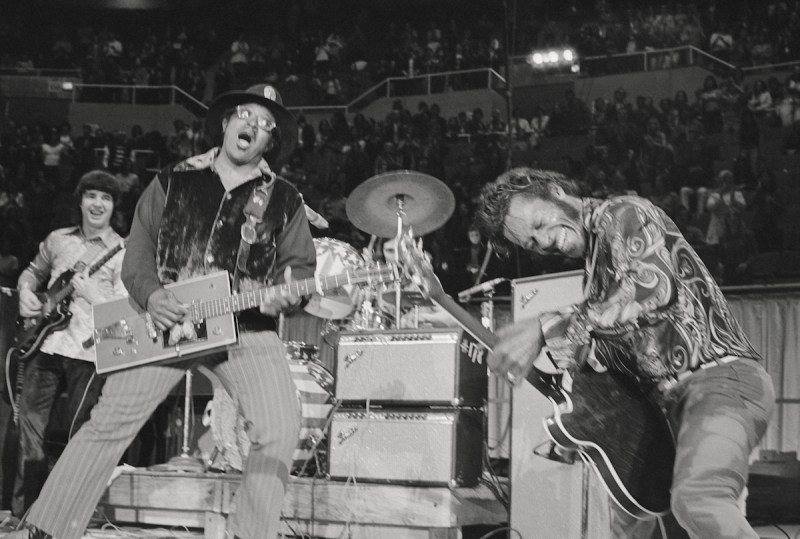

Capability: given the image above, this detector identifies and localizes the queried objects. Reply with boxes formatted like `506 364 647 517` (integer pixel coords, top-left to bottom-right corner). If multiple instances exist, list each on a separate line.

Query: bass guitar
90 264 397 374
397 233 675 519
13 240 126 362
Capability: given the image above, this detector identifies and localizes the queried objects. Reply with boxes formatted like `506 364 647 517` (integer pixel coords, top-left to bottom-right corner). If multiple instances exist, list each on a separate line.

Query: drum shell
304 238 363 320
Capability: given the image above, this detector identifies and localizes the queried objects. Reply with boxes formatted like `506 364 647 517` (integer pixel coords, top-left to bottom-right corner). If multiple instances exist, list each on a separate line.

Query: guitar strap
232 178 274 292
72 242 104 273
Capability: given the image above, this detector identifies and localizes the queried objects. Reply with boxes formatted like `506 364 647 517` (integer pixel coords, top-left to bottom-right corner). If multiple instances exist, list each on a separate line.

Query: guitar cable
5 347 20 421
68 370 97 440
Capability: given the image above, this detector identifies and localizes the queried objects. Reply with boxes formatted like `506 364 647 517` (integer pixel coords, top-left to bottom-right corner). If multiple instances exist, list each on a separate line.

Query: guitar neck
430 294 498 351
432 293 557 394
193 266 393 321
49 242 125 305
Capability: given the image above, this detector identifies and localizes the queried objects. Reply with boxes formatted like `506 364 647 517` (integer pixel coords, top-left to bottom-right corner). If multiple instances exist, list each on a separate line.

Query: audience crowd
3 57 798 294
4 0 800 107
3 0 800 295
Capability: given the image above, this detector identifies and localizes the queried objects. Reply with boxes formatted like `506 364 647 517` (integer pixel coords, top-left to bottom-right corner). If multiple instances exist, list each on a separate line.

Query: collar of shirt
65 225 119 249
181 147 276 183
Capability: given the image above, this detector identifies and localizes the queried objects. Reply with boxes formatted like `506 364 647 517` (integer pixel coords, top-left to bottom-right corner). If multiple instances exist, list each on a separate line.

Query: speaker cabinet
334 328 488 406
509 271 611 538
328 408 483 487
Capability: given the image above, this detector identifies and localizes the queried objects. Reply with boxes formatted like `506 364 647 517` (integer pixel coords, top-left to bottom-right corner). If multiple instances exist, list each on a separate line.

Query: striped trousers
26 330 300 539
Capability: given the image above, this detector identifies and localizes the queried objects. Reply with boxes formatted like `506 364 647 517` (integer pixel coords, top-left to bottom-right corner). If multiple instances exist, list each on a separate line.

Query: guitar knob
112 347 124 356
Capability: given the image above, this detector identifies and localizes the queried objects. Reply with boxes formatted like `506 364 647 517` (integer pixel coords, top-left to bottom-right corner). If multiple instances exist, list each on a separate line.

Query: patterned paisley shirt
542 196 760 384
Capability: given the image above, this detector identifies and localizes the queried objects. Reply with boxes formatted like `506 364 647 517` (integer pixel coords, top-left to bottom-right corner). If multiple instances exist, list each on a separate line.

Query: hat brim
205 91 298 166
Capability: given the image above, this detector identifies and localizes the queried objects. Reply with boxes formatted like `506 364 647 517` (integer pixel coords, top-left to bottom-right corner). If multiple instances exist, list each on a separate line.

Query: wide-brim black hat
206 83 298 166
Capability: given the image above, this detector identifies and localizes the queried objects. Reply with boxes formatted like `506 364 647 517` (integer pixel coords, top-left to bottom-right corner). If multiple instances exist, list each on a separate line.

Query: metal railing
30 67 504 118
0 66 81 78
511 45 800 79
65 83 207 116
346 68 505 112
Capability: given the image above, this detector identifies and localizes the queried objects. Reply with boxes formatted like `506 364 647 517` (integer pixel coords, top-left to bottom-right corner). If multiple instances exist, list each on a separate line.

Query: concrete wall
68 103 196 135
7 98 71 126
360 89 507 124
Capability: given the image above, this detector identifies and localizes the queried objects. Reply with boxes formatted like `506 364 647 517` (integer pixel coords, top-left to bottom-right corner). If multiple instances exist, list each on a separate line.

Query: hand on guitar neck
18 285 44 318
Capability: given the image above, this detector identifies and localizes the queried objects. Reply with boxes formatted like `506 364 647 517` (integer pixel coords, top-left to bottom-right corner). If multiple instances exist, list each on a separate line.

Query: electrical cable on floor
476 526 523 539
481 432 509 509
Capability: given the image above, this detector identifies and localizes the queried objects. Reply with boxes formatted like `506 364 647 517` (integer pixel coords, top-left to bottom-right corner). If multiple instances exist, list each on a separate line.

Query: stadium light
526 47 579 74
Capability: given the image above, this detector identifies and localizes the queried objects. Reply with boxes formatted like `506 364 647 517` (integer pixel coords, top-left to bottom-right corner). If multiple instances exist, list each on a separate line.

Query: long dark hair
475 167 581 258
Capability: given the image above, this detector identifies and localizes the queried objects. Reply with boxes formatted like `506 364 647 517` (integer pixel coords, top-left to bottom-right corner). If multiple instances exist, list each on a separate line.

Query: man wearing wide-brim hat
13 84 317 539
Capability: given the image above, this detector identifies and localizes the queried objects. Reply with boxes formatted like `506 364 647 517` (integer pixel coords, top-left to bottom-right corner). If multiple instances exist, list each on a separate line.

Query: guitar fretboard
194 266 393 321
52 242 125 304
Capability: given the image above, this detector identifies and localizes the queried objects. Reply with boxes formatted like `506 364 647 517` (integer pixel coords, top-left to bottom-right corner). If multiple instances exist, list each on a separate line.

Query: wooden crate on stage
98 469 507 539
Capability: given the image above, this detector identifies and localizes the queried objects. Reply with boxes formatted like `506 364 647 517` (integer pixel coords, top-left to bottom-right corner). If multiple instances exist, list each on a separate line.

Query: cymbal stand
150 369 204 472
393 195 406 328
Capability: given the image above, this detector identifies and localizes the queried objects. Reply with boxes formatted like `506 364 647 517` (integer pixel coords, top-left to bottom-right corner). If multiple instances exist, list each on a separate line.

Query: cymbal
346 170 455 237
381 289 434 308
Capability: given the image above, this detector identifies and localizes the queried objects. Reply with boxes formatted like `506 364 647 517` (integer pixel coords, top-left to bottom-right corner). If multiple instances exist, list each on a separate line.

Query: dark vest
155 167 303 288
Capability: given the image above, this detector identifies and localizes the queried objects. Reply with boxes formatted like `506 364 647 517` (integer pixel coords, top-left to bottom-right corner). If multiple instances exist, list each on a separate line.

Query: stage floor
0 470 796 539
1 512 798 538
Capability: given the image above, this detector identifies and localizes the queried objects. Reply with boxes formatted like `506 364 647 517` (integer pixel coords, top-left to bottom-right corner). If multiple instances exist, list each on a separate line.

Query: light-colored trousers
27 330 300 539
612 358 776 539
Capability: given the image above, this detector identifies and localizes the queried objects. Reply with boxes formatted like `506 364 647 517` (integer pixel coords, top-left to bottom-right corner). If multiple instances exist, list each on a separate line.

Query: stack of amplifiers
328 408 483 487
333 328 488 406
329 328 487 487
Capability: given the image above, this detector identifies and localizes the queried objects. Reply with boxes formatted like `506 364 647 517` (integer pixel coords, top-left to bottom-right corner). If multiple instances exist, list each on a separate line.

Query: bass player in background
475 168 775 538
10 84 316 539
13 170 127 518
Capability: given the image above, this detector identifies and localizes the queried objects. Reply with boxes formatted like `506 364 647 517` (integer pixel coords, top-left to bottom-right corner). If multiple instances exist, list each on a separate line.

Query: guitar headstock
397 229 446 301
350 262 398 286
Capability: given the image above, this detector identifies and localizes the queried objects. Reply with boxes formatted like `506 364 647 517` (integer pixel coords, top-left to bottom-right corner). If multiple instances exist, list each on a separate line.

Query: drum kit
207 170 459 474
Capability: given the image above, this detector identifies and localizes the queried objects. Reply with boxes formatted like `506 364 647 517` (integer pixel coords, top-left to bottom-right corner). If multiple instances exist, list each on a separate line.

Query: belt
657 355 740 393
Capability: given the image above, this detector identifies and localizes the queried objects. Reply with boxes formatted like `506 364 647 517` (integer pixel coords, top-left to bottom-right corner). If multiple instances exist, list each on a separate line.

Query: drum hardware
150 369 205 473
346 171 455 325
201 342 335 475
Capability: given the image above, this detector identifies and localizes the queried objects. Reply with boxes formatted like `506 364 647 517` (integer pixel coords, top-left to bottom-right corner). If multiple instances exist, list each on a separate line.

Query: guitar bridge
93 320 133 344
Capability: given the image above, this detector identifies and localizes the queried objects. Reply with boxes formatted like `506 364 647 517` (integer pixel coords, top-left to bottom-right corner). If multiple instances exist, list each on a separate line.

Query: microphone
457 277 507 301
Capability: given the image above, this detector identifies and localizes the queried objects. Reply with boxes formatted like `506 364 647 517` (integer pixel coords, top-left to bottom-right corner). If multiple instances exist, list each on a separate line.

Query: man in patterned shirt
476 167 775 538
13 170 126 518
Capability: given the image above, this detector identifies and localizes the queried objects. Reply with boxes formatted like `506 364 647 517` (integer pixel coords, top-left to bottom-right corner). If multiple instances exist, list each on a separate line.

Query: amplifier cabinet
328 408 483 487
512 269 584 323
334 328 488 405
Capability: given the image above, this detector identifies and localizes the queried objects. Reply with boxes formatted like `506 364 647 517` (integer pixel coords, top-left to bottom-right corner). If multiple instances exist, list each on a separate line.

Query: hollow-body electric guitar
397 234 675 518
90 264 397 374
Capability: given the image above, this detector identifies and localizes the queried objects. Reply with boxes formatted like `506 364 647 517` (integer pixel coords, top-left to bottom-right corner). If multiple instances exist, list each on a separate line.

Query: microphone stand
472 243 494 287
